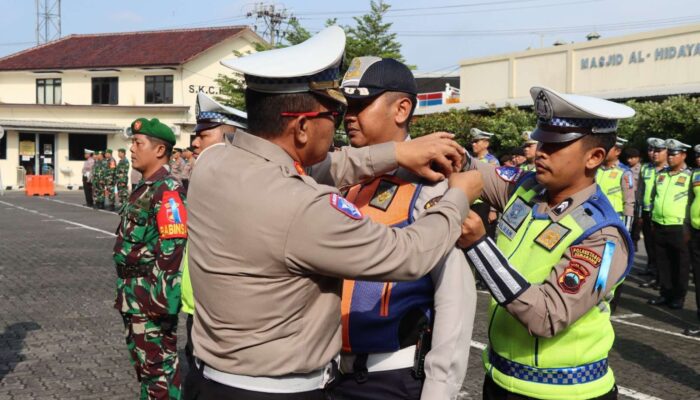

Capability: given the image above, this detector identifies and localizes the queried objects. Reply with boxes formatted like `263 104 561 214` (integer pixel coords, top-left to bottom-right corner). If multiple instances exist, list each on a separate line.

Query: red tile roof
0 26 253 71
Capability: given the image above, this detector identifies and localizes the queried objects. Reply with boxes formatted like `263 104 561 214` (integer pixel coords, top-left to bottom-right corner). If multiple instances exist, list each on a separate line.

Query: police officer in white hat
685 144 700 336
458 86 635 400
638 137 668 287
519 131 537 172
648 138 693 310
192 92 248 156
82 149 95 207
184 26 481 400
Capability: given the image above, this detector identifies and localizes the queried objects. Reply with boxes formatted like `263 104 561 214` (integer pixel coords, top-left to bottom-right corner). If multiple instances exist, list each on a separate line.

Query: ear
293 116 310 146
394 97 413 126
586 146 607 170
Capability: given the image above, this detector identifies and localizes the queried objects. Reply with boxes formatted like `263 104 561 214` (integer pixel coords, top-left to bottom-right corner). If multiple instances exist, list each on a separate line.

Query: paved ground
0 191 698 400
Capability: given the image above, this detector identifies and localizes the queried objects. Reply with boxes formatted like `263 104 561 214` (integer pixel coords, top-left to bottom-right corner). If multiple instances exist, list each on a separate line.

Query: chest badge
609 171 618 179
676 175 688 186
552 198 573 216
424 196 442 210
369 179 400 211
499 197 531 240
535 222 571 251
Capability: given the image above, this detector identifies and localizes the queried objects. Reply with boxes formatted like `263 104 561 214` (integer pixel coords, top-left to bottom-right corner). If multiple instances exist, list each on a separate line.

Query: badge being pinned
156 191 188 239
496 166 524 183
330 193 363 220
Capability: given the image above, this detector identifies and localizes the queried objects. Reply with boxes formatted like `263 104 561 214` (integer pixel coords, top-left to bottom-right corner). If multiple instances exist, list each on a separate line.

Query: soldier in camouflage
116 148 131 207
92 151 105 209
104 149 118 211
113 117 187 400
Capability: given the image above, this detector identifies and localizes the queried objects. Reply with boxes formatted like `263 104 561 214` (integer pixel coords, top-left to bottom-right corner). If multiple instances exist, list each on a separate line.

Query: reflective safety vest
651 168 691 226
181 245 194 315
691 169 700 230
640 163 658 212
596 163 630 215
487 174 634 400
520 163 535 172
341 174 434 353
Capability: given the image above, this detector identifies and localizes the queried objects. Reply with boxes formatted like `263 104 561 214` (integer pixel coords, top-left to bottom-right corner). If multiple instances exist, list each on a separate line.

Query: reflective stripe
340 345 416 374
489 350 608 385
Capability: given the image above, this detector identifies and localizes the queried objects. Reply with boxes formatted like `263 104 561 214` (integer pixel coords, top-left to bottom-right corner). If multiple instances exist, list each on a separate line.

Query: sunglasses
281 110 345 129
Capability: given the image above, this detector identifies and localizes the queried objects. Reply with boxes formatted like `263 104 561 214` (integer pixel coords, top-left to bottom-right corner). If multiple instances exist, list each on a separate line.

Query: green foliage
343 0 404 65
282 18 311 46
617 96 700 149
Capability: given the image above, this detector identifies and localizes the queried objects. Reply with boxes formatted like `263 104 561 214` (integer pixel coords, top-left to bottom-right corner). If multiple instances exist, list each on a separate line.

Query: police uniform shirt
470 161 629 336
187 131 470 376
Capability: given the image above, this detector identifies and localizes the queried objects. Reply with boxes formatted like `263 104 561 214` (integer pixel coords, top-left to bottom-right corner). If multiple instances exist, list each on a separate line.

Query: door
38 134 55 176
18 133 56 177
18 133 37 175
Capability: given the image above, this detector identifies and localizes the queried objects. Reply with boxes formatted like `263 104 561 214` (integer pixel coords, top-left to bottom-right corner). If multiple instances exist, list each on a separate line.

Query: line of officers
470 129 700 328
110 26 698 400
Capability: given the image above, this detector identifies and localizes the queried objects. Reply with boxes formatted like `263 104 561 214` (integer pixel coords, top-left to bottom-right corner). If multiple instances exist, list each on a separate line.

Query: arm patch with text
156 191 188 239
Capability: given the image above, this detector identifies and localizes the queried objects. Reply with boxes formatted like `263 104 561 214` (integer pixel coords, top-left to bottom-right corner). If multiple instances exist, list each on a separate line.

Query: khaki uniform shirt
188 132 469 376
471 162 629 337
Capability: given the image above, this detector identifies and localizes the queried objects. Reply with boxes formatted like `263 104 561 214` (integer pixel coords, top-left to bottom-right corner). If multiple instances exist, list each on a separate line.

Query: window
0 132 6 160
92 77 118 105
67 134 107 161
36 78 62 104
145 75 173 104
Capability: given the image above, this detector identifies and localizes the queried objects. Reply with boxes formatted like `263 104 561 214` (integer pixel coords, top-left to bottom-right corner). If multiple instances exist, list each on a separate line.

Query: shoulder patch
330 193 363 220
156 191 188 239
369 179 399 211
570 246 602 267
495 166 524 183
558 261 591 294
535 222 571 251
424 195 442 210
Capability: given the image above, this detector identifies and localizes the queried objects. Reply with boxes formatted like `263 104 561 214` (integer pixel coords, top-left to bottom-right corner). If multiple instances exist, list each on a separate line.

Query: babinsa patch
570 246 602 267
156 191 188 239
558 261 590 294
330 193 363 220
535 223 571 251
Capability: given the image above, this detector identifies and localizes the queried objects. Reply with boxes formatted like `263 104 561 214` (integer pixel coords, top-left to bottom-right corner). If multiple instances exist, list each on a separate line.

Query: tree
344 0 405 67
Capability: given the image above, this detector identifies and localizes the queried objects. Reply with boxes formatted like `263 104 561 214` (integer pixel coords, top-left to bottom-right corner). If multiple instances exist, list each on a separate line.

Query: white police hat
646 137 666 149
471 128 494 140
615 137 628 147
221 26 346 105
84 149 94 154
694 144 700 154
665 138 691 153
530 86 635 143
195 92 247 133
522 130 537 145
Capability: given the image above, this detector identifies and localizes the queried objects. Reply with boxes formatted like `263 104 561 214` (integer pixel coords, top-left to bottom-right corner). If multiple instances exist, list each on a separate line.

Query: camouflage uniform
113 166 187 400
104 156 118 207
92 157 105 207
116 157 131 206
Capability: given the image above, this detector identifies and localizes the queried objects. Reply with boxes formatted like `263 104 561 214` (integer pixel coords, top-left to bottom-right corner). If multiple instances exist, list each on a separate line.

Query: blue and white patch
330 193 363 220
502 197 531 231
496 166 524 183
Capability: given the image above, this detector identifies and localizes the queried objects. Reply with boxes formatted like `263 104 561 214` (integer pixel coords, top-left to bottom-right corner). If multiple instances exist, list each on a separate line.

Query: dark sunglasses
281 110 345 129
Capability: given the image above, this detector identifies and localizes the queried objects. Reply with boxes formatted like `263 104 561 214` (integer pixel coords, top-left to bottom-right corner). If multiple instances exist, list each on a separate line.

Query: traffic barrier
24 175 55 196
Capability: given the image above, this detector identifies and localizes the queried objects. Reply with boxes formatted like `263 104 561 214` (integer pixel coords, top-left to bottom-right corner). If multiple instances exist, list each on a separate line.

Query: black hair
383 91 417 129
245 90 323 138
580 133 616 154
145 136 173 159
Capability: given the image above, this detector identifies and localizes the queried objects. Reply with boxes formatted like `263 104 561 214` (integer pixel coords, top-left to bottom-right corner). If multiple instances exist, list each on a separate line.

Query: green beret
131 117 176 145
96 150 103 155
118 148 126 153
105 149 113 154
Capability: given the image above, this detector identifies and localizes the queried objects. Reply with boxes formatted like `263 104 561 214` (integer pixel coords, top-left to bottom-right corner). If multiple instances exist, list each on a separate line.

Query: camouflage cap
130 118 176 145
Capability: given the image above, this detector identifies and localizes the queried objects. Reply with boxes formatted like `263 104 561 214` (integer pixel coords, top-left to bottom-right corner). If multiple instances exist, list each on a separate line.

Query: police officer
624 148 642 251
170 148 185 181
92 150 105 209
685 144 700 336
459 86 634 400
81 149 95 207
648 139 692 310
520 131 537 172
184 26 481 400
638 138 668 287
116 148 130 208
114 118 187 399
470 128 500 239
332 56 476 400
181 147 194 190
596 137 635 232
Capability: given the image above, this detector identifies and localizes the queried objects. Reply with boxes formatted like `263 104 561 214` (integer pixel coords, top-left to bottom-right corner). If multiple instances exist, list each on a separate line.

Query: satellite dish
122 127 132 140
0 126 4 140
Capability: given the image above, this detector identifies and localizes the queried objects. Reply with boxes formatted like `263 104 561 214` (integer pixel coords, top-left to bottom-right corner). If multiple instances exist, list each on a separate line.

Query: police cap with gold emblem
471 128 494 141
530 86 635 143
221 26 346 105
522 130 537 145
195 92 248 133
647 137 666 150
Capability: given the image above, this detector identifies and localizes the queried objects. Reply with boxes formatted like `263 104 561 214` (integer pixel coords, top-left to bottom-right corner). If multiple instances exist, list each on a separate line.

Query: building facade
416 23 700 115
0 26 262 188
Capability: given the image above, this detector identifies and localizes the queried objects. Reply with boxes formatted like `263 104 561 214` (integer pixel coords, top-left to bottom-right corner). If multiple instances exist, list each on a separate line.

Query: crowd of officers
81 146 196 211
108 26 699 400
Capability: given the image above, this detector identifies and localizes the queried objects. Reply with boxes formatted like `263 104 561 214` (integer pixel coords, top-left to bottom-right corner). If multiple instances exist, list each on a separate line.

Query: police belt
116 264 151 279
340 345 416 374
489 350 608 385
195 357 338 393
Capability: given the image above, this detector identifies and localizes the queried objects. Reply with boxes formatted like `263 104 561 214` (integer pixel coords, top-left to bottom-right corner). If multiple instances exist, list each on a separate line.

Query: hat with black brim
530 86 635 144
195 92 248 132
221 26 346 106
340 56 417 100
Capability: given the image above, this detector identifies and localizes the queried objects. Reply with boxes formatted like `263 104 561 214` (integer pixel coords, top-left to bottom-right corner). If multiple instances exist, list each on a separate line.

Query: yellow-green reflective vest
596 165 627 215
691 170 700 230
640 163 658 212
486 175 633 400
181 245 194 315
651 168 691 226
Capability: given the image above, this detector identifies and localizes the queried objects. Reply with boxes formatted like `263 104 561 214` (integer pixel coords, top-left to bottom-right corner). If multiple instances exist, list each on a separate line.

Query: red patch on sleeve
156 191 188 239
557 261 590 294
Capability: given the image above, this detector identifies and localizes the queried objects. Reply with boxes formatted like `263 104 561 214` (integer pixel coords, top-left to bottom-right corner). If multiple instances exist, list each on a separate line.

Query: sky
1 0 700 73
